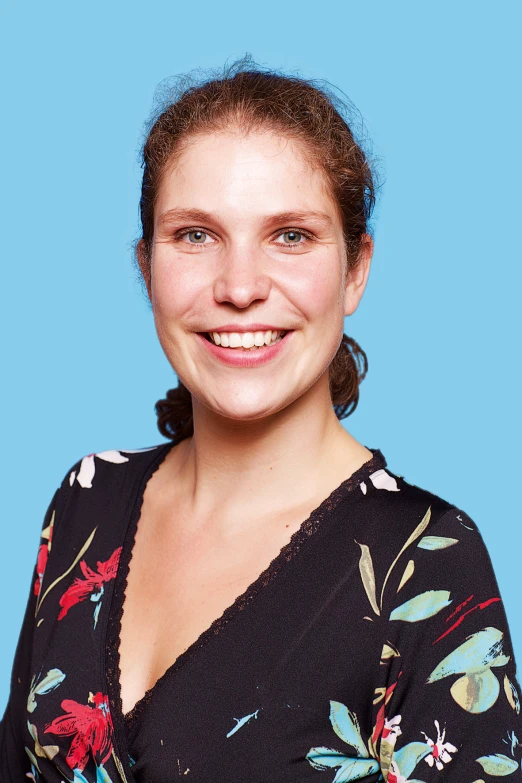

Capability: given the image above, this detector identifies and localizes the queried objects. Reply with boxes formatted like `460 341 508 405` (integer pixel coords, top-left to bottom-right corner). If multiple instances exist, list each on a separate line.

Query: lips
195 329 293 366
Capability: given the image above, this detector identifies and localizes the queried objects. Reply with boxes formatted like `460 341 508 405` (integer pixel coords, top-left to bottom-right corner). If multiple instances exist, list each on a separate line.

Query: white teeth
208 330 286 349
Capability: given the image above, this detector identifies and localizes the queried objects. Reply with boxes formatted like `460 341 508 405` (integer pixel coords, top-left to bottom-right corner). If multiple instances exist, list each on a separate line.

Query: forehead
155 129 339 224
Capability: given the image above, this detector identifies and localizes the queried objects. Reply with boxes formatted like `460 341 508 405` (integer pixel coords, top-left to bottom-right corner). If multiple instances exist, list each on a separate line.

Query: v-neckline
104 437 387 779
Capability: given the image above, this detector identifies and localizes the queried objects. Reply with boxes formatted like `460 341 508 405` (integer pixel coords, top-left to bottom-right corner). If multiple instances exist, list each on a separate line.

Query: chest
23 457 388 783
118 500 313 717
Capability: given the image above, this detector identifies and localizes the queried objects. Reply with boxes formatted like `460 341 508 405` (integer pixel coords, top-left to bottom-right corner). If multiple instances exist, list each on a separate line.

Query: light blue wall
1 0 520 712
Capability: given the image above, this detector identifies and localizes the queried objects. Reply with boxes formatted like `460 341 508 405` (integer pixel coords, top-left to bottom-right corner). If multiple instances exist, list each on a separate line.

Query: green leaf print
427 627 510 682
96 764 115 783
450 669 500 713
393 741 432 778
307 701 379 783
329 701 368 757
504 675 521 714
379 505 432 607
355 542 380 616
27 721 59 764
427 626 511 713
397 559 415 592
27 668 65 712
476 754 520 776
332 758 380 782
306 748 380 783
417 536 459 550
389 590 452 622
504 674 520 715
356 505 458 618
24 745 41 774
307 747 353 770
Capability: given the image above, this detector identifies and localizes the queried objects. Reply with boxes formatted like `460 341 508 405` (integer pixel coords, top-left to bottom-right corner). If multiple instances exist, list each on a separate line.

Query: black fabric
1 439 521 783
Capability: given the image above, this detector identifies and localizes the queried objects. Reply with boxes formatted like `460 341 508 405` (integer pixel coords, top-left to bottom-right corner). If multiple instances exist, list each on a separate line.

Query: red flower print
44 691 113 771
58 547 122 620
34 544 49 596
33 512 55 596
372 673 402 745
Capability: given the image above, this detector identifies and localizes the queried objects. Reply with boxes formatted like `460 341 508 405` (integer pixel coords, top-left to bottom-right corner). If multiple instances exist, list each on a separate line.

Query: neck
161 375 373 535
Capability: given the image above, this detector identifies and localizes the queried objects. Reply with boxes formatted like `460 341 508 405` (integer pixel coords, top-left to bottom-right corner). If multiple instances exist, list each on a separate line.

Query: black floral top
1 439 521 783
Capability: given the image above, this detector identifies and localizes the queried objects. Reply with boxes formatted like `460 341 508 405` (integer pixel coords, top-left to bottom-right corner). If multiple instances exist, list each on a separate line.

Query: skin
121 128 374 713
137 127 374 523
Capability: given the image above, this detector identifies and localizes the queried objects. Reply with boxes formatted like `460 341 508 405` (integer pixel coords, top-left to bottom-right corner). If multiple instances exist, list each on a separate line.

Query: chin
204 395 291 423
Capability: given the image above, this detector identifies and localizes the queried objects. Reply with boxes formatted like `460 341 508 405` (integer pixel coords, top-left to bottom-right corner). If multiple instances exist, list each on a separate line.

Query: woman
1 59 520 783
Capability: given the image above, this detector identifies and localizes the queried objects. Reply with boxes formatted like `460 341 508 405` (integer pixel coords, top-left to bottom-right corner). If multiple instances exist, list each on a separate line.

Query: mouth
199 330 291 350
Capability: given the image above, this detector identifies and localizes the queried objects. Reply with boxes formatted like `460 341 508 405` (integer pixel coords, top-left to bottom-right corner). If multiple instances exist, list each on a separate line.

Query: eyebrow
263 211 334 228
157 208 217 228
156 208 334 229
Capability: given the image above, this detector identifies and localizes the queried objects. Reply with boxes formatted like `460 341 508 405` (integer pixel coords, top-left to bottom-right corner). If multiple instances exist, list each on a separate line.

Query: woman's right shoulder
50 442 170 524
63 443 167 490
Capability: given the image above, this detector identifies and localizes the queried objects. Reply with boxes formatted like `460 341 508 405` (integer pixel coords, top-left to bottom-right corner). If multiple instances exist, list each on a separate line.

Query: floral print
0 442 520 782
69 450 130 489
27 670 66 714
306 700 381 781
69 447 158 489
44 692 113 771
421 719 457 770
321 493 522 781
57 547 122 626
34 511 55 597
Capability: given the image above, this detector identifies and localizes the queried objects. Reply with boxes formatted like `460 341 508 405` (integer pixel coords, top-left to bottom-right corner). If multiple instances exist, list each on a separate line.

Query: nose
213 243 271 308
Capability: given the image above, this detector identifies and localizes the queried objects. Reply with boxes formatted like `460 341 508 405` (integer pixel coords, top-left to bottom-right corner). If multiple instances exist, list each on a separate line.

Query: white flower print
421 719 458 770
382 715 402 744
369 469 400 492
71 450 130 489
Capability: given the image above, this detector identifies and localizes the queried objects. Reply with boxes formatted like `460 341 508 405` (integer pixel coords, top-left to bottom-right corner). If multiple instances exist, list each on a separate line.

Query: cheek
150 255 206 321
285 254 345 320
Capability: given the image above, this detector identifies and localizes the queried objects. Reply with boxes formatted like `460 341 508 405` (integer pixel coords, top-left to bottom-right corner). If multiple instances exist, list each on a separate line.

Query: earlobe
136 239 152 299
343 234 373 317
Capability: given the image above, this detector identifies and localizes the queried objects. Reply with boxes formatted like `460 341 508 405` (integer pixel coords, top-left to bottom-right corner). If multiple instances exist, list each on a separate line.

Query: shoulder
351 460 501 596
32 442 171 582
366 466 499 601
63 443 168 491
352 459 458 552
49 442 171 528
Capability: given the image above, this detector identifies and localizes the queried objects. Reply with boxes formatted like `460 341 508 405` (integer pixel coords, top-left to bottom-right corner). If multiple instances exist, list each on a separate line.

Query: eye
279 230 303 244
186 230 211 244
176 229 216 245
272 229 313 248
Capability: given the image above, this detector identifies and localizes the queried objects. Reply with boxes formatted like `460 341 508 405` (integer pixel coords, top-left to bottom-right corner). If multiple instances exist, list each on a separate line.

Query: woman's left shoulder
356 461 454 542
357 460 498 575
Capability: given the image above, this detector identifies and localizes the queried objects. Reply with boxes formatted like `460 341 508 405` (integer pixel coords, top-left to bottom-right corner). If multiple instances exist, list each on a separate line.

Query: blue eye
187 230 208 243
281 231 302 243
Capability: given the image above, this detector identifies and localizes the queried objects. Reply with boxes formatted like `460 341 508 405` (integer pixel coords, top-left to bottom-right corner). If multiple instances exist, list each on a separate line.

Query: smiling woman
140 125 371 399
1 56 521 783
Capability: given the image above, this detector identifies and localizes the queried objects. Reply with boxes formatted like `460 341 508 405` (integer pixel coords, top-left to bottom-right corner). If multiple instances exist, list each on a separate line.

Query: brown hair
134 56 380 442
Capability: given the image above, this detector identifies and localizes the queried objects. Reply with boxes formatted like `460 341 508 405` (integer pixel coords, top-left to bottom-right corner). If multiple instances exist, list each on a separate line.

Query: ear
136 239 152 299
344 234 373 317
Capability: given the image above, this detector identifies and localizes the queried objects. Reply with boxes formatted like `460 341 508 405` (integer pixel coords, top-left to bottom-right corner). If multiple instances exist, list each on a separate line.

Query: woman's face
139 129 372 423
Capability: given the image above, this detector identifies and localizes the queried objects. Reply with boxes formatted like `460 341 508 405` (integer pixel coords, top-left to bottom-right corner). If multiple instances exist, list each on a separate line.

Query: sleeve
0 485 61 780
371 506 522 783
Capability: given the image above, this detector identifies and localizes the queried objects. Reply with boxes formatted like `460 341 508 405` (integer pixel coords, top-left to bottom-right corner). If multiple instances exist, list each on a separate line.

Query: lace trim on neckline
104 441 387 762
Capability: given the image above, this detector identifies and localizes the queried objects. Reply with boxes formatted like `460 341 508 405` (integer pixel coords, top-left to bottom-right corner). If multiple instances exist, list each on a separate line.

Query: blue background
1 1 520 712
